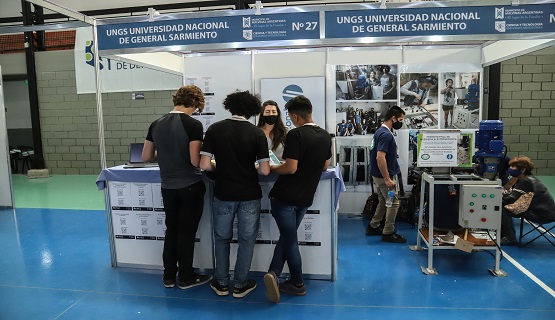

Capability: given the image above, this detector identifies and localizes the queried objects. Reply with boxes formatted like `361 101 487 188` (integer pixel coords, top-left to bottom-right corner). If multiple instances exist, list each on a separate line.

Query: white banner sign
260 77 326 129
417 131 459 167
74 27 182 94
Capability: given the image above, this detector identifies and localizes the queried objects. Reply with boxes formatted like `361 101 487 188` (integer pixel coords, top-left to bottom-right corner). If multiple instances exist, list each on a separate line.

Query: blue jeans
269 198 308 285
212 197 260 289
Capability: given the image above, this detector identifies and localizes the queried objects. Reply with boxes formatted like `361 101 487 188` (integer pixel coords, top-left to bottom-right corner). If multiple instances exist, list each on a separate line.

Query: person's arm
271 158 298 175
199 154 215 171
323 159 331 171
142 140 156 162
189 141 202 167
376 150 395 189
388 77 397 95
257 161 271 175
503 178 533 205
503 176 518 191
186 118 204 168
400 81 419 99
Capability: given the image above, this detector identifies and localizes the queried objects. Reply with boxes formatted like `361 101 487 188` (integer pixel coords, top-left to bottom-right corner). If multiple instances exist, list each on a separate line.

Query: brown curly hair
509 156 534 175
172 85 205 112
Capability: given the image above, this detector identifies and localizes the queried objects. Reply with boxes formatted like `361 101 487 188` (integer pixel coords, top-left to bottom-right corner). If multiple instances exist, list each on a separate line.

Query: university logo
243 30 253 40
243 17 251 28
495 21 506 33
495 7 504 19
85 40 104 70
282 84 303 102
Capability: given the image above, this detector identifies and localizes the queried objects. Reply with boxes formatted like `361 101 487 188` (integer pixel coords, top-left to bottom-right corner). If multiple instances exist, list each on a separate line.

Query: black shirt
146 112 203 189
269 125 332 207
201 117 270 201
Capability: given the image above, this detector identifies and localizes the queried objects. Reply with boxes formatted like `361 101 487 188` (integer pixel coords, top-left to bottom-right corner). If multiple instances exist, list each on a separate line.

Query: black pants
162 180 206 281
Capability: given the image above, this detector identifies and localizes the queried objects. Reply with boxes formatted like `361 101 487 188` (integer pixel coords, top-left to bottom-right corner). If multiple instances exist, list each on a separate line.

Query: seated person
501 156 555 245
337 120 348 136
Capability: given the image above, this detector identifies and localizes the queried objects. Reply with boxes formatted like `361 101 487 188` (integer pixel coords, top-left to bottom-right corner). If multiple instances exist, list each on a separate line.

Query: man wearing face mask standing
263 95 331 303
365 106 407 243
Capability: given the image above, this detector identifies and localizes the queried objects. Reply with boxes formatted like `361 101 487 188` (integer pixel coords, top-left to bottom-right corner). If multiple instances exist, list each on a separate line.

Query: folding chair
518 217 555 247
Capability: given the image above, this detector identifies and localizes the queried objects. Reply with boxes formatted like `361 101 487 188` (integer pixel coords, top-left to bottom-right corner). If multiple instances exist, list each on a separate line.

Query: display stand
96 165 344 280
409 172 507 277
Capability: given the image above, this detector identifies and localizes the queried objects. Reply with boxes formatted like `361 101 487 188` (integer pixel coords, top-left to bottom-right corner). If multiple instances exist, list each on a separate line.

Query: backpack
361 193 379 219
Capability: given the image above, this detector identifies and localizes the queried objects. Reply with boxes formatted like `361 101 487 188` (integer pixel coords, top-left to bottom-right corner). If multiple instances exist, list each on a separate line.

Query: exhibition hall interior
1 1 555 319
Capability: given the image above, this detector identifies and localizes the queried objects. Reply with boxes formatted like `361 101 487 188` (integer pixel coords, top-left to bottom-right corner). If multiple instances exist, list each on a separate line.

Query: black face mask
263 115 279 125
392 119 403 130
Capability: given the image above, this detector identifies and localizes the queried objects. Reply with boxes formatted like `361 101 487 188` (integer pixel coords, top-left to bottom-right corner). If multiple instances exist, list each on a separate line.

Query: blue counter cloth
97 165 346 209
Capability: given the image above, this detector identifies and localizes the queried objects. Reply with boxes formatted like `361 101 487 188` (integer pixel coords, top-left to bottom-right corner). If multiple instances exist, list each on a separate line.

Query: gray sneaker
264 271 280 303
279 280 306 296
178 274 212 290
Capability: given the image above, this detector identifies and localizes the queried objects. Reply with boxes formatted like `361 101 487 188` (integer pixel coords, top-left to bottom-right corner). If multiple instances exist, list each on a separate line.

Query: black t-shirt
146 112 203 189
201 118 269 201
269 125 332 207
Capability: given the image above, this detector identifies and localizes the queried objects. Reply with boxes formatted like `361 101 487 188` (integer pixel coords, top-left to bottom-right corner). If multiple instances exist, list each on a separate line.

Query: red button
470 209 474 213
481 218 487 222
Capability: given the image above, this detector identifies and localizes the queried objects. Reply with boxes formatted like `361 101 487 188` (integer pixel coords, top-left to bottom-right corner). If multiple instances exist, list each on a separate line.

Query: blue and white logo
447 154 453 160
243 17 251 28
282 84 303 102
495 7 504 19
495 21 506 33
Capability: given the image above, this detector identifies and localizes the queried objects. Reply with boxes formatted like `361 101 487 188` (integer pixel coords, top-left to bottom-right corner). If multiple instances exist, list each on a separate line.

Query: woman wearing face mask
257 100 288 160
500 156 555 245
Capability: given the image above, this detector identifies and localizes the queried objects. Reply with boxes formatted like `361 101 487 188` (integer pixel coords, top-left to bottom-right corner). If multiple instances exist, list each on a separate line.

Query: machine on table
409 121 507 276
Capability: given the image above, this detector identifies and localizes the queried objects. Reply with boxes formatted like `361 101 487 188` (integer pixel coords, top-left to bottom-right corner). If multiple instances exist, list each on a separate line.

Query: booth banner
97 12 320 51
260 77 325 130
74 28 182 94
326 4 555 38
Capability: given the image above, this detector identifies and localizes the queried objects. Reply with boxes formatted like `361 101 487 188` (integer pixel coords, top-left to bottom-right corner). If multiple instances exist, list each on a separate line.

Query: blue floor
1 208 554 319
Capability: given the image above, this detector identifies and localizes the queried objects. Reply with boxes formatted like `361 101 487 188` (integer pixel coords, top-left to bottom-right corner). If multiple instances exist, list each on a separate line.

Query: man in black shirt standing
263 96 331 303
200 91 270 299
142 85 212 290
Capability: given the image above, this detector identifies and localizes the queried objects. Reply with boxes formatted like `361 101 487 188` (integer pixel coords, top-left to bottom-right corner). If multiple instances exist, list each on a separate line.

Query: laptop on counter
123 143 158 168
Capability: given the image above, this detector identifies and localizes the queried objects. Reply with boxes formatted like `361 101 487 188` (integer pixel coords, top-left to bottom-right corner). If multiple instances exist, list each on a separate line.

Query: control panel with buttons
459 185 502 229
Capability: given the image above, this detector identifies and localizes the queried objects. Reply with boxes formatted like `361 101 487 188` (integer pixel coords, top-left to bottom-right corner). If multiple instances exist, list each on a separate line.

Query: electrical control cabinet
459 185 502 229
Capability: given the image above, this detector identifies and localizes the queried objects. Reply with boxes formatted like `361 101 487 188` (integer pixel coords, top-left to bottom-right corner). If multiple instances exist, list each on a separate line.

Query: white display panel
0 66 13 208
260 77 326 129
108 180 213 270
229 179 334 277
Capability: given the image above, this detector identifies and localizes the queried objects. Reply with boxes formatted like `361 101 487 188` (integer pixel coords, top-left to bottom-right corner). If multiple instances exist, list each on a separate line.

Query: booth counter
97 165 345 280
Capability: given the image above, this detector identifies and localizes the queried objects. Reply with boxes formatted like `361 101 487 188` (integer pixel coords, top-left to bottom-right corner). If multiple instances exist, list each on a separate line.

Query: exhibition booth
5 0 555 277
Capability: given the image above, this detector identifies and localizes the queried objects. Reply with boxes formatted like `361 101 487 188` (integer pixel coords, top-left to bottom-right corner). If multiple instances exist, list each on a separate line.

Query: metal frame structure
409 172 507 277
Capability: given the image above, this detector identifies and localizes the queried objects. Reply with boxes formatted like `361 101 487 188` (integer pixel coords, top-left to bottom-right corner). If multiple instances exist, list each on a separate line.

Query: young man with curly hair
200 90 270 298
142 85 212 290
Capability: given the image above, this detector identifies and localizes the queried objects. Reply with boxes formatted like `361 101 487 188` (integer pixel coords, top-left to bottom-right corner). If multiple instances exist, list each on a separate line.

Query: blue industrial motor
474 120 505 180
